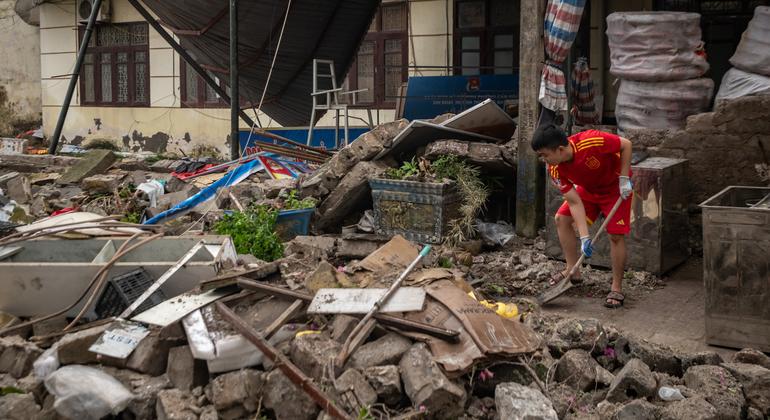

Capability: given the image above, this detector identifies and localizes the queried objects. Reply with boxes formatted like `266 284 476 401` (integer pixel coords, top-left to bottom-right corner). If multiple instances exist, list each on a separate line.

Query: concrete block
57 149 117 185
316 160 390 232
363 365 402 405
399 343 466 418
335 368 377 411
284 235 336 260
56 324 111 365
607 359 657 403
167 345 208 391
349 333 412 370
0 336 43 379
6 176 32 204
156 389 198 420
684 365 746 420
290 334 341 382
0 393 42 420
263 368 319 420
210 369 263 413
81 173 124 194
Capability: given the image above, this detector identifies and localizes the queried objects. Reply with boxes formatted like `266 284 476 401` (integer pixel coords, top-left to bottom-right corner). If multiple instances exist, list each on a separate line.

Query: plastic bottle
658 386 685 401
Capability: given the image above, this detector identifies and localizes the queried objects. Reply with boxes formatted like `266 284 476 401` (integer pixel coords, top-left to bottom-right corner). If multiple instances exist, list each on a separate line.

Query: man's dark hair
531 124 568 151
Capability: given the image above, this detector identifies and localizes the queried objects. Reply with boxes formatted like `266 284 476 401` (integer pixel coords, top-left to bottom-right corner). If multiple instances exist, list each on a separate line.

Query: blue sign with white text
402 74 518 120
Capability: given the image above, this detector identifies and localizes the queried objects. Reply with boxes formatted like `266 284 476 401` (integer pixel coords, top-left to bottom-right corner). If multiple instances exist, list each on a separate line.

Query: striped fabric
539 0 587 111
571 57 600 125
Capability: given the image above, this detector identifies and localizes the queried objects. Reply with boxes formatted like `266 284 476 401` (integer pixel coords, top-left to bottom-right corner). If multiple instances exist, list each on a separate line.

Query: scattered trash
135 179 165 208
476 219 516 246
44 365 134 420
658 386 685 401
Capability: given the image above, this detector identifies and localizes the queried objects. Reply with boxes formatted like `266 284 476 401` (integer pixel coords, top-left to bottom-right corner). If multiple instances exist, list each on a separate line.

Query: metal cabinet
544 157 690 275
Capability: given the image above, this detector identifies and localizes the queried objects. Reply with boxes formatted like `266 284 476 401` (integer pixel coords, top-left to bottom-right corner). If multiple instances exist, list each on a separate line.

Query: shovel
537 197 624 305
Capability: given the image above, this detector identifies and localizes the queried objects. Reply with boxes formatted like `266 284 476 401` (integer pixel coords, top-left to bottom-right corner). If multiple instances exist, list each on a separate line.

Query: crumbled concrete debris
330 315 358 343
614 398 660 420
720 363 770 416
349 332 412 370
616 337 683 377
680 351 724 371
101 366 173 420
210 369 264 418
156 389 200 420
305 260 344 293
57 149 117 184
555 349 613 391
547 318 608 357
167 345 209 391
284 235 337 261
684 365 746 419
732 348 770 370
494 382 558 420
290 333 341 382
6 175 31 204
316 160 390 232
263 368 319 420
363 365 402 406
606 359 657 403
659 395 718 420
0 392 41 420
0 336 43 379
334 368 378 411
81 173 125 194
399 343 467 418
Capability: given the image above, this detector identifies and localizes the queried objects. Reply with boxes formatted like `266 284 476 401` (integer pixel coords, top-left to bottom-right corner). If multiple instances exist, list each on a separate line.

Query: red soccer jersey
548 130 626 197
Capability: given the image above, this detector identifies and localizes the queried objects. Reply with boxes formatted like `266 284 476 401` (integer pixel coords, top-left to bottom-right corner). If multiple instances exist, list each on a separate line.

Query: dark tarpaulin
140 0 380 127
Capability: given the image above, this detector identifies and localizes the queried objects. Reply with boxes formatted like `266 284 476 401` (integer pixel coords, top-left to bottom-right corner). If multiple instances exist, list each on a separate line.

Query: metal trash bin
700 186 770 351
545 157 690 275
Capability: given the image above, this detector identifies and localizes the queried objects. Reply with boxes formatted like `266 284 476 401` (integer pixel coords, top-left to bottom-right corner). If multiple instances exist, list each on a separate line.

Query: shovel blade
537 277 573 305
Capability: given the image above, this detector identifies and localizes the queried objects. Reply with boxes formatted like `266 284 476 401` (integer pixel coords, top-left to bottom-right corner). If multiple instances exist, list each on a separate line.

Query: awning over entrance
140 0 380 127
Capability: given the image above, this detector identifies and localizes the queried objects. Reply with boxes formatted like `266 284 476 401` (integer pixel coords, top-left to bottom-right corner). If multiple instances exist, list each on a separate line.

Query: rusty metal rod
214 302 351 420
236 278 460 341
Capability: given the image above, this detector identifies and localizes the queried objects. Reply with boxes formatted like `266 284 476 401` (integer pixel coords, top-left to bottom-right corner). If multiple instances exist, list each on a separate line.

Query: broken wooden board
307 287 426 314
425 279 540 356
88 319 150 359
131 288 235 327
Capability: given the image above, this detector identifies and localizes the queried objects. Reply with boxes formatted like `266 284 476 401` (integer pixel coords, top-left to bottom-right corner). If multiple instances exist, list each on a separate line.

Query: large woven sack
607 12 708 82
615 78 714 132
715 67 770 104
729 6 770 76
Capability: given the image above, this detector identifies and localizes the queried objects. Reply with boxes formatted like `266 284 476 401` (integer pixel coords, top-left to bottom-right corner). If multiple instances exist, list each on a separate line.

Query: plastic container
658 386 685 401
730 6 770 76
275 208 314 241
94 268 166 318
607 12 708 82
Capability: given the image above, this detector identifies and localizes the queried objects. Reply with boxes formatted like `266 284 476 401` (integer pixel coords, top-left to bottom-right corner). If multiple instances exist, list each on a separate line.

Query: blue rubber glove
619 176 633 200
580 236 593 258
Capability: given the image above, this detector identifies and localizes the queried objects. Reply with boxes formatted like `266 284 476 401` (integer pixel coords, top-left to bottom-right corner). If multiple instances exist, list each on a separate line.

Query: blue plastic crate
275 208 314 241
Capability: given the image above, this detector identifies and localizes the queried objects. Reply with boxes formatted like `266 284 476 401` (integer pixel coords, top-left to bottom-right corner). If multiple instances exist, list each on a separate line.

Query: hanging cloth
539 0 587 111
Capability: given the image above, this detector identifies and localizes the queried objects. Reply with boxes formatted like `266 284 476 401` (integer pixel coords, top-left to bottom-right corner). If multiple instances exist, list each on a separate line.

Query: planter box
370 178 461 244
275 208 314 241
700 186 770 351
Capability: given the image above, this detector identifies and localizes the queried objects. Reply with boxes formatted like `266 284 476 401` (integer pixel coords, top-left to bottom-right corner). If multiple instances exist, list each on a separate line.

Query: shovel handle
566 197 625 278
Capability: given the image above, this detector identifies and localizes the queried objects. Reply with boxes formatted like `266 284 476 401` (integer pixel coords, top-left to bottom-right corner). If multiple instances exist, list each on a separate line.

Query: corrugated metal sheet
141 0 380 126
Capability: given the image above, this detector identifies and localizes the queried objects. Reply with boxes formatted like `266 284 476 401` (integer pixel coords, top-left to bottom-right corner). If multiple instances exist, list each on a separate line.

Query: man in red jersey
531 124 633 308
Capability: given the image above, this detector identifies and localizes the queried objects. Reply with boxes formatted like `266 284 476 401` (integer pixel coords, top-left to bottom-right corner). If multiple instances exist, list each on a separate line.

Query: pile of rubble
469 237 664 300
2 295 769 419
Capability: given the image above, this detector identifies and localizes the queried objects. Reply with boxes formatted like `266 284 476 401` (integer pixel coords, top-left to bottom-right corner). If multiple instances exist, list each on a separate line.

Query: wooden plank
0 246 23 261
263 299 304 339
307 287 426 314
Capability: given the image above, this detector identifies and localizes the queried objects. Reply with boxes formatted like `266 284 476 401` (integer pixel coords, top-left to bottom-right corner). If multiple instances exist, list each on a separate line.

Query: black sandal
548 271 583 286
604 291 625 309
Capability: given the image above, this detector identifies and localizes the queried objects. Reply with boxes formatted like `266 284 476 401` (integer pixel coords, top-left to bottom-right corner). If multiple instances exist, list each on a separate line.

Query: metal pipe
126 0 257 130
230 0 240 160
48 0 103 155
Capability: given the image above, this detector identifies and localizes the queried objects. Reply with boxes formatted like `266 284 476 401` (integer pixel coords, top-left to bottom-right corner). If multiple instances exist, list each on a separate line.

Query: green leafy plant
357 406 375 420
213 205 284 261
437 256 454 269
283 190 316 210
0 386 23 396
385 157 421 180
